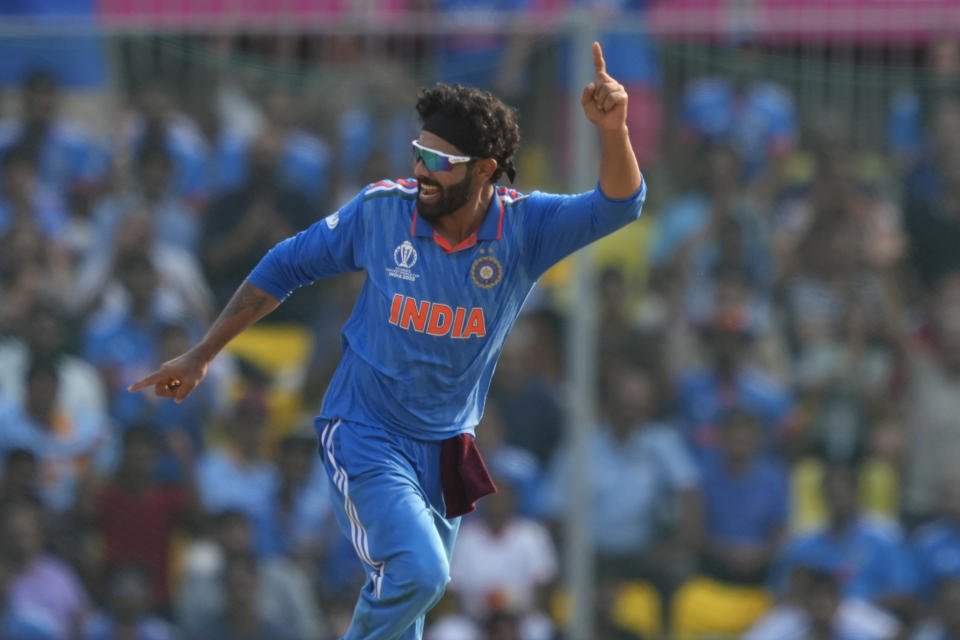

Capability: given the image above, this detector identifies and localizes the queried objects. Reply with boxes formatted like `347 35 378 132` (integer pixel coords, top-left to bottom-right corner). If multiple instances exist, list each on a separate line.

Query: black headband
421 111 516 184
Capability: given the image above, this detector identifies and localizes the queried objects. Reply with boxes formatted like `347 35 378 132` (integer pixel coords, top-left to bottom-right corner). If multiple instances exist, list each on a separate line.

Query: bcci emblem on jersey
387 241 420 282
471 256 502 288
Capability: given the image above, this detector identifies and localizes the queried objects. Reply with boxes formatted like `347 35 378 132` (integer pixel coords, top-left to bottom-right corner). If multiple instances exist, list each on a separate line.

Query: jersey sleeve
521 180 646 279
246 189 366 300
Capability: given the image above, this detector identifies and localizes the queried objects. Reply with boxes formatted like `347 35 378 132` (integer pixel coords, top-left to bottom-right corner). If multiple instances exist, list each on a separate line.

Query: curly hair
416 83 521 184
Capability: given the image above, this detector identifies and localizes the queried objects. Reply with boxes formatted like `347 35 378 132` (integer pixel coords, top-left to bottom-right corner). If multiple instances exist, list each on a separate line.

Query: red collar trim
433 232 478 253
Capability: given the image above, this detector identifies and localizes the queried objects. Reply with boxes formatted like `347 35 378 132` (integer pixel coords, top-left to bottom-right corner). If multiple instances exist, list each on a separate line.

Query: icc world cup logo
471 256 502 288
394 241 418 269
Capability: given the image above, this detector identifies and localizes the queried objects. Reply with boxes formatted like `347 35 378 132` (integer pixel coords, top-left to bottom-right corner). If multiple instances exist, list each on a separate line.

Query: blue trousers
319 419 460 640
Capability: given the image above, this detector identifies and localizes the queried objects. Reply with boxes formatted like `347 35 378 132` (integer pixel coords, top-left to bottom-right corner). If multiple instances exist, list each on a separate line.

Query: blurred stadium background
2 1 960 638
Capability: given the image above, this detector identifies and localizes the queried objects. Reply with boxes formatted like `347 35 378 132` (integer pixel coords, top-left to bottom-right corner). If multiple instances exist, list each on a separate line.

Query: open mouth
419 183 441 202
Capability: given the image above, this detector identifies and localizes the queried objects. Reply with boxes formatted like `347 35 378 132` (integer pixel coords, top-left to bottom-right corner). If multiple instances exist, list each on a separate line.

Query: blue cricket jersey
247 177 645 440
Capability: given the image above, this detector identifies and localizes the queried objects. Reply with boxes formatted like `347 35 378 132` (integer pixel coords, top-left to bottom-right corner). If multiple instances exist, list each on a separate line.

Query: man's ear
474 158 498 183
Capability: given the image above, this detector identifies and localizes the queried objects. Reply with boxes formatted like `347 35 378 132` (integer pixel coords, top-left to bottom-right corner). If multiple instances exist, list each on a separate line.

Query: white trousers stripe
321 419 386 598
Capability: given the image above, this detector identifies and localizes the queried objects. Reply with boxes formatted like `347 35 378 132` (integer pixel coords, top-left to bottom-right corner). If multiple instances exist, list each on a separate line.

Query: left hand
581 42 628 132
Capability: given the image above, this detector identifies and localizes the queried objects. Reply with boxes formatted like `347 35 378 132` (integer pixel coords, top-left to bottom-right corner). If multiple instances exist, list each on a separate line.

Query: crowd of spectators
3 6 960 639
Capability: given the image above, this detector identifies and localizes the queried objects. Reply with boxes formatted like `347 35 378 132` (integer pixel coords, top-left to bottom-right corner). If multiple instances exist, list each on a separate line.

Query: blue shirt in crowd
90 192 200 257
83 310 161 425
270 464 333 556
0 188 69 243
675 367 796 452
0 399 112 512
698 450 789 547
680 77 797 177
0 121 109 194
543 422 698 554
195 450 279 556
772 516 918 602
913 519 960 599
82 613 176 640
212 129 332 202
484 442 544 518
195 450 334 558
248 178 645 440
127 119 209 203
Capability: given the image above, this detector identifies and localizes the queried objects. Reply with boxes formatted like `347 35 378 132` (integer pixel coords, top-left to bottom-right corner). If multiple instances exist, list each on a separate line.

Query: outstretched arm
581 42 643 199
128 280 280 402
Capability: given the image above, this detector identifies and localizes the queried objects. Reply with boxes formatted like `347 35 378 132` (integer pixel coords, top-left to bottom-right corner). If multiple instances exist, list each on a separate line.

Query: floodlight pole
565 9 599 640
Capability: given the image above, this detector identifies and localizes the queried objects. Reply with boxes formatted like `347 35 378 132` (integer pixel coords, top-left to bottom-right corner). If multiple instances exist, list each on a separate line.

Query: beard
417 172 473 222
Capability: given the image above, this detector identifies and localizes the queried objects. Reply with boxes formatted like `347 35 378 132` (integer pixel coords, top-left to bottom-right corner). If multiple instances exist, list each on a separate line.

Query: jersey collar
411 188 505 253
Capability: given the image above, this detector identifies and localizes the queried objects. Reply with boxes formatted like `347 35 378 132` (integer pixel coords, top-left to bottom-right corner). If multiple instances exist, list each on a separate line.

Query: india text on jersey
388 294 486 338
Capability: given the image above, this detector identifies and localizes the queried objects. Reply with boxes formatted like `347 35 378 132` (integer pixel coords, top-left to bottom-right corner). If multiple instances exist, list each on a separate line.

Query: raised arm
128 280 280 402
580 42 644 199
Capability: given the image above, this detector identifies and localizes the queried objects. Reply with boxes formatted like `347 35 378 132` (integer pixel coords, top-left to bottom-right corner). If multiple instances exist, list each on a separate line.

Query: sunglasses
411 140 473 172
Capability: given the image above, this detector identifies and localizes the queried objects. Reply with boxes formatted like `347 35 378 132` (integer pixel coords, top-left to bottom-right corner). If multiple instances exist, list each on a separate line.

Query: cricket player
130 42 645 640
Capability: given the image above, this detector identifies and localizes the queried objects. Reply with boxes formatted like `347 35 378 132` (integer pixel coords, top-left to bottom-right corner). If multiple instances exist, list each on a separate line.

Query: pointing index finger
593 41 606 76
128 371 165 392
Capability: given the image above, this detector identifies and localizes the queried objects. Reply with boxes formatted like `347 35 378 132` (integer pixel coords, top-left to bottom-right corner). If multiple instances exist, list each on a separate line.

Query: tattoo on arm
222 281 273 320
195 281 280 360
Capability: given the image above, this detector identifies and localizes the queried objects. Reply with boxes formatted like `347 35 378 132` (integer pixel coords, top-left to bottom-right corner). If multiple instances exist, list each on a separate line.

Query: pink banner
97 0 412 25
95 0 960 42
648 0 960 42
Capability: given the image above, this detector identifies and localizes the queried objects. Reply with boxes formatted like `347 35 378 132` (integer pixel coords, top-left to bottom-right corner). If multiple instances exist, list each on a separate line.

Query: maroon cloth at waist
440 433 497 518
